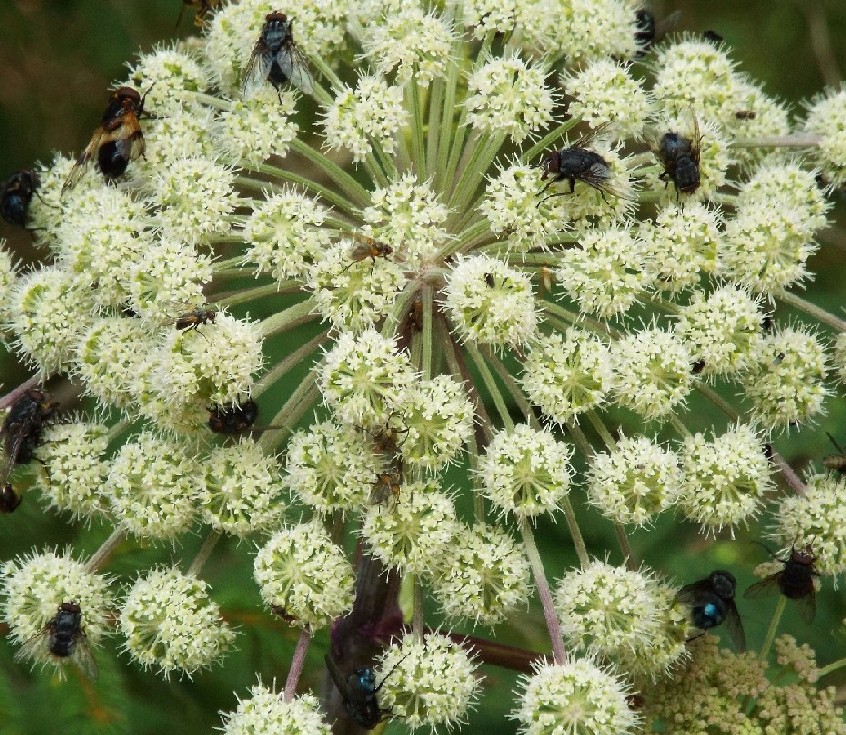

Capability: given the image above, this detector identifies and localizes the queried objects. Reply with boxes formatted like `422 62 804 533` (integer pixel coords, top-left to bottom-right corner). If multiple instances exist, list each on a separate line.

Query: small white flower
803 84 846 188
220 684 331 735
125 45 210 116
551 0 638 63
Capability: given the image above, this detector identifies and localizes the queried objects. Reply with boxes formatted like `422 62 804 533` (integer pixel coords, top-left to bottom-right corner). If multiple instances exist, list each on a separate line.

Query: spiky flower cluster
2 0 846 732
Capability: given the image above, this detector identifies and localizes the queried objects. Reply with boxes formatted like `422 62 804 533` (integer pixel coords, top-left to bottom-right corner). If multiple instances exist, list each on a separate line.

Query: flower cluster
2 0 846 732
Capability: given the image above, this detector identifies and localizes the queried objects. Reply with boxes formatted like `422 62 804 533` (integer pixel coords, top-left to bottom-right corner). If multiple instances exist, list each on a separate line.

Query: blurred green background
1 1 846 733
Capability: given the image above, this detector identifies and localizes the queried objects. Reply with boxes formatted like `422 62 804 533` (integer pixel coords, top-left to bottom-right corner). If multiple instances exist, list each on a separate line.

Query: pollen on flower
241 187 332 285
322 75 407 163
120 567 235 679
674 285 762 379
555 226 654 319
465 55 556 144
33 421 110 520
443 255 539 349
742 326 829 430
477 423 573 519
774 474 846 577
360 7 455 85
586 435 681 526
2 549 113 653
219 684 331 735
511 658 640 735
377 633 480 732
318 329 416 429
519 328 613 424
200 438 286 537
429 522 532 626
609 326 693 420
563 60 653 140
361 482 459 574
104 431 201 539
253 520 355 629
677 423 772 535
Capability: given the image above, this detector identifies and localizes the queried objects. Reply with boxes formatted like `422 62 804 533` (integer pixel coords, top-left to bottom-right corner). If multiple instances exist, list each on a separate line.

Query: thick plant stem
777 290 846 332
187 531 222 577
768 449 807 496
259 378 320 452
84 527 125 573
520 117 583 165
259 299 318 338
520 519 567 665
817 656 846 679
289 139 371 207
421 285 434 381
284 628 313 702
759 595 787 661
254 331 330 398
480 347 540 428
252 164 361 215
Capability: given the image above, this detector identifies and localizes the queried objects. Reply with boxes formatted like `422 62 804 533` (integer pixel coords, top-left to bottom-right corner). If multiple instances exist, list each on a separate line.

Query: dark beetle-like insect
1 388 59 485
703 30 724 45
538 124 618 204
745 545 818 623
325 652 407 729
633 9 682 57
208 398 259 434
656 116 702 195
15 601 98 678
63 86 149 193
675 569 746 650
0 483 22 513
175 308 216 331
242 12 313 99
735 110 757 120
691 359 706 375
1 169 40 227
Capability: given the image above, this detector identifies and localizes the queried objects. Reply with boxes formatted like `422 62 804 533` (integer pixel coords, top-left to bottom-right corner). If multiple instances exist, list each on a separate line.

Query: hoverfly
745 545 818 624
15 602 99 679
177 0 223 28
1 169 40 227
655 115 702 196
62 86 150 194
207 398 259 434
242 12 313 100
675 569 746 650
324 652 407 729
538 123 620 204
633 9 682 58
1 388 59 485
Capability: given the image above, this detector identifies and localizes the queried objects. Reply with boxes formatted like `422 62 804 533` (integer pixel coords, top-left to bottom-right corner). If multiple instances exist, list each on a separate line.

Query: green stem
259 299 318 338
777 290 846 332
816 656 846 679
614 522 637 571
560 496 589 568
519 518 567 665
585 410 616 449
565 419 595 461
187 91 232 111
464 343 514 431
519 116 583 165
187 530 222 577
303 53 341 105
364 153 390 189
254 330 330 398
253 163 360 215
215 282 281 308
759 595 787 661
538 298 621 340
84 527 125 573
413 576 425 639
694 382 740 421
381 282 418 338
425 78 444 178
259 377 320 452
289 139 371 207
408 79 427 180
370 137 399 182
442 219 494 258
480 347 539 427
421 285 434 381
666 411 693 439
434 52 463 193
448 132 506 219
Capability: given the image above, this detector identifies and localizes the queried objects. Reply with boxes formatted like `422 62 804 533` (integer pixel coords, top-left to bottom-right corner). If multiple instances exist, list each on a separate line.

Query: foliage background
0 1 845 733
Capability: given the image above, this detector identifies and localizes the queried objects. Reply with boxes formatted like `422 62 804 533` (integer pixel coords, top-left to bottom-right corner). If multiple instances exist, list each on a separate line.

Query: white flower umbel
220 684 331 735
2 549 113 675
511 658 639 735
478 424 573 519
444 255 539 349
253 520 355 629
125 44 210 117
200 438 286 537
520 328 613 424
361 483 459 574
774 474 846 577
678 423 773 535
586 435 681 526
803 85 846 188
429 523 532 627
377 633 480 733
33 421 111 520
285 420 381 513
120 567 235 679
480 162 552 252
551 0 638 63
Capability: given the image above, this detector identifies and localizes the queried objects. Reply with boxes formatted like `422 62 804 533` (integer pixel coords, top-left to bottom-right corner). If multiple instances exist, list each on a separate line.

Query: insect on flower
15 602 99 679
633 9 682 57
62 86 151 193
207 398 259 434
242 12 313 100
324 652 407 729
655 115 702 196
537 123 619 204
1 169 40 227
0 482 22 513
822 433 846 474
175 307 217 331
177 0 223 28
340 233 394 272
1 388 59 486
735 110 757 120
675 569 746 650
745 545 819 623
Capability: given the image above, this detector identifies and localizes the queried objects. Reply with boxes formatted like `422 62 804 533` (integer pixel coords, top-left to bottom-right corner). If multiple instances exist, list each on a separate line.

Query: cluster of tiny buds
2 0 846 733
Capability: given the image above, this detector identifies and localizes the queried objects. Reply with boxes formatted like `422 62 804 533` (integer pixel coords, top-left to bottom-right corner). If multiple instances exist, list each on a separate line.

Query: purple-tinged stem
0 375 40 411
284 628 312 702
769 449 807 496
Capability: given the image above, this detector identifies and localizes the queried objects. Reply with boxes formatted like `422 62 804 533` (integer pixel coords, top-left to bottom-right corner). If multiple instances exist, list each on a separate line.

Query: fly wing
1 421 29 484
280 45 314 95
62 129 103 194
723 600 747 651
743 574 781 599
795 586 817 625
14 626 50 667
70 634 99 680
241 44 272 99
674 579 711 606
